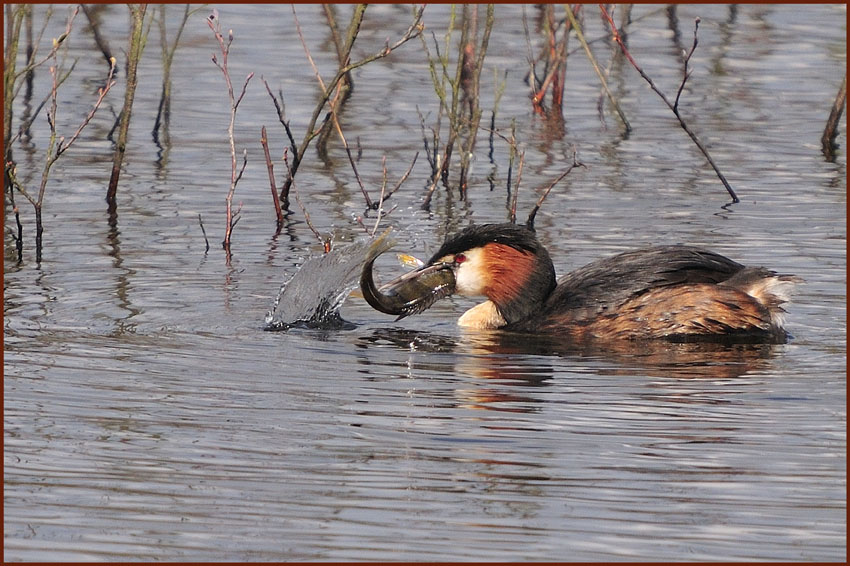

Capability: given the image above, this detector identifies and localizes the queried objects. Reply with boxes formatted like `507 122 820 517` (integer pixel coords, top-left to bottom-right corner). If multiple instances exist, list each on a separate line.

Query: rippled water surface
4 4 846 561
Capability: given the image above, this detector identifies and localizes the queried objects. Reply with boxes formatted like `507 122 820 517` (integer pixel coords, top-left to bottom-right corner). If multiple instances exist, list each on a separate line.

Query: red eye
455 253 466 264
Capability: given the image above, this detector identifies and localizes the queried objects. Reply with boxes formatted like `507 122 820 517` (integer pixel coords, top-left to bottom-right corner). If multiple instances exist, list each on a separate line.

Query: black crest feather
428 223 540 263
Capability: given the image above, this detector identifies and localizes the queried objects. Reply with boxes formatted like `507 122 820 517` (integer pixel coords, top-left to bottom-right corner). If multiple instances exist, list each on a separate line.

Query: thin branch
39 57 116 205
457 4 495 195
56 58 116 157
107 4 148 207
153 4 200 144
12 5 78 85
20 5 54 82
278 5 424 211
673 17 701 114
292 5 373 209
7 45 116 262
416 105 438 175
371 157 390 236
386 151 419 200
230 201 243 230
5 170 24 262
418 4 492 199
532 7 568 113
284 148 328 251
5 163 34 208
525 5 569 114
302 5 424 143
234 148 248 188
525 149 586 230
323 4 346 65
503 118 518 218
821 74 846 160
521 5 542 105
81 4 114 69
198 213 210 253
9 58 78 147
379 156 389 202
262 77 298 164
4 6 26 155
260 126 285 226
207 10 254 254
600 6 738 203
421 153 442 210
566 5 631 132
509 150 525 224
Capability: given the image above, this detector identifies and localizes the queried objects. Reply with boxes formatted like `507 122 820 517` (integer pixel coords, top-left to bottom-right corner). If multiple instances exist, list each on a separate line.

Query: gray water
4 4 846 561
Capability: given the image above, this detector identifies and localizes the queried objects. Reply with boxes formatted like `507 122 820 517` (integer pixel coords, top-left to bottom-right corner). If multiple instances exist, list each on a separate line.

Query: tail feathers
723 268 803 331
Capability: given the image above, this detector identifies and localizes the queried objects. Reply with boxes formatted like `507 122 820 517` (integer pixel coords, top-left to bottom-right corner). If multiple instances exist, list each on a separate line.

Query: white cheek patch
453 248 488 296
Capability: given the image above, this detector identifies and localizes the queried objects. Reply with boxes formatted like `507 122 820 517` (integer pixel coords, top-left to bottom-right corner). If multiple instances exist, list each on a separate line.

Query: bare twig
421 10 460 193
230 201 244 231
416 105 440 177
9 59 77 147
509 151 525 224
600 7 738 203
207 10 255 257
380 155 389 197
260 126 285 226
673 17 701 114
315 4 357 151
278 5 424 210
234 148 248 187
42 60 115 202
458 4 495 195
292 5 373 209
537 6 569 113
284 148 330 252
81 4 115 70
420 153 442 210
521 6 541 105
323 4 346 66
6 54 116 262
526 149 586 230
107 4 148 209
822 74 846 161
419 4 493 201
386 151 419 200
19 5 54 97
153 4 198 145
504 119 518 216
525 4 569 115
198 213 210 253
5 5 70 156
56 60 117 158
488 69 508 163
4 6 25 159
370 157 390 236
12 5 77 88
262 79 298 164
566 5 631 132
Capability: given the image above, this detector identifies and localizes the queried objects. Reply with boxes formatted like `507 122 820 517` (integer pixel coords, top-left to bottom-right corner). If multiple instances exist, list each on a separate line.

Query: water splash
264 229 395 331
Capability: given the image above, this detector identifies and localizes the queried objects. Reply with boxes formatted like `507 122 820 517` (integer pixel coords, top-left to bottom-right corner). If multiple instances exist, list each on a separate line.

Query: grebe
361 223 800 342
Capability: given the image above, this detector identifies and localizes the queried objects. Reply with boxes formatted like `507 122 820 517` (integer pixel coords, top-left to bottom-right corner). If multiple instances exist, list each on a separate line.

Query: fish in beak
361 244 456 319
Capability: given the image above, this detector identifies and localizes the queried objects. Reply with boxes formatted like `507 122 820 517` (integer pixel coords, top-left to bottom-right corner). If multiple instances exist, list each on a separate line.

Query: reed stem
106 4 148 209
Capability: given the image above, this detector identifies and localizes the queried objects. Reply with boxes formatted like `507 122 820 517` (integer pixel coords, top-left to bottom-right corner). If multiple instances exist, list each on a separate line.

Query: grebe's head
361 223 556 326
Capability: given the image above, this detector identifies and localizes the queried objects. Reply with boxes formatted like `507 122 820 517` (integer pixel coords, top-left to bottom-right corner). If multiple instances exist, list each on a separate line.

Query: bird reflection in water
355 327 782 414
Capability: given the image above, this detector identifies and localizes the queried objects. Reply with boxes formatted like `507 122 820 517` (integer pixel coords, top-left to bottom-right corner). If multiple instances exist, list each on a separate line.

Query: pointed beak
361 253 456 319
